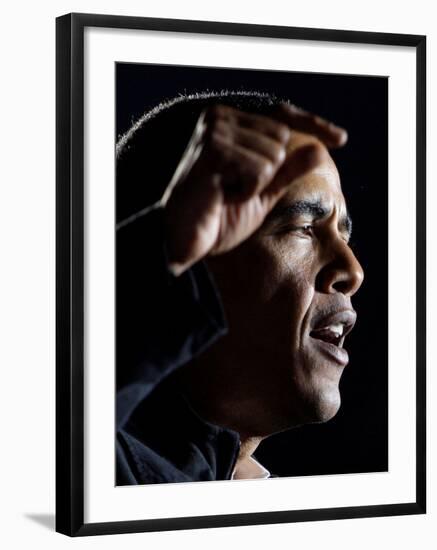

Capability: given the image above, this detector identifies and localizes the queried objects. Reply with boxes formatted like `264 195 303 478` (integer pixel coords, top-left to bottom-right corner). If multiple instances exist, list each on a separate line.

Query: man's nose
316 238 364 297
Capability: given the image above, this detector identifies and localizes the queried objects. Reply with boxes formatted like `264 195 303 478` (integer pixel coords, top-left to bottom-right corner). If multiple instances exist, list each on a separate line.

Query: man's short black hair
116 89 292 223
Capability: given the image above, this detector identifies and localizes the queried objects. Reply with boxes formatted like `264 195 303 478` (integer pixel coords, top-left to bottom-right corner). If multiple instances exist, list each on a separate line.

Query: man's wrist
161 200 201 277
166 258 191 277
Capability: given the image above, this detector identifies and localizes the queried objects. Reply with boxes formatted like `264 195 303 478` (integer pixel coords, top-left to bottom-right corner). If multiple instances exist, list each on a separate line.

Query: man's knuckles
201 113 287 168
237 156 275 195
203 103 292 145
203 103 234 124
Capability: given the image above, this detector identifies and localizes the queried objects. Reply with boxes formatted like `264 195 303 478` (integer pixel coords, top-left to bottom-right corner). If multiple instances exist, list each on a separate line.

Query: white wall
0 1 435 548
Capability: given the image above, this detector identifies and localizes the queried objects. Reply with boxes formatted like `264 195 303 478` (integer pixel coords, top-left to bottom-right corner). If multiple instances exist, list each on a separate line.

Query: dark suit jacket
116 204 242 484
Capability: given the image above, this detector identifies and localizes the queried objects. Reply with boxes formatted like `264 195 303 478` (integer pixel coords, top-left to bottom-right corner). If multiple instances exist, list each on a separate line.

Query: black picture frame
56 12 426 537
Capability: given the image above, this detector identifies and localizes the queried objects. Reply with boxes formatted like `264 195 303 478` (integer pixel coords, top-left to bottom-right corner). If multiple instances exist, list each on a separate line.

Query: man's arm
116 202 227 429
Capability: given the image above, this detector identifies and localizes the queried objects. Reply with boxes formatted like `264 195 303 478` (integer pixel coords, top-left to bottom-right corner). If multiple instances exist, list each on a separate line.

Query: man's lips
308 309 357 366
310 309 357 346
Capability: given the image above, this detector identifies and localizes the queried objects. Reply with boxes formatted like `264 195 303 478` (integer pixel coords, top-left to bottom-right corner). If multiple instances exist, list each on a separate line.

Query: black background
116 62 388 477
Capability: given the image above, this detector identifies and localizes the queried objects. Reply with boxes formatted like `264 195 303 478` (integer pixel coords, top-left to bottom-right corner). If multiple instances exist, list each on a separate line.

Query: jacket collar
124 375 242 483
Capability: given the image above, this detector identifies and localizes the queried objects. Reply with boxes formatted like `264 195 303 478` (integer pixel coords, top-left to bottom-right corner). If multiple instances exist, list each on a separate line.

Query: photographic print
115 64 388 486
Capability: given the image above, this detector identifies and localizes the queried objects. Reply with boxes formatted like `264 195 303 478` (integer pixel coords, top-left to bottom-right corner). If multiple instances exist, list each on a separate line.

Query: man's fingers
203 103 347 148
271 103 348 149
204 104 291 144
192 103 344 207
200 131 276 202
261 143 325 207
213 119 287 164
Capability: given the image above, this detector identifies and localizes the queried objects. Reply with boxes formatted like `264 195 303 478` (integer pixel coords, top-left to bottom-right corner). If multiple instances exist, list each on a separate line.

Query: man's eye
275 224 314 237
293 224 314 236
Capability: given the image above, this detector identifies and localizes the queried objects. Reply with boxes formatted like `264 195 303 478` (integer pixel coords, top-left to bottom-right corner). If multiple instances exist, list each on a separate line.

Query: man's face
185 132 364 437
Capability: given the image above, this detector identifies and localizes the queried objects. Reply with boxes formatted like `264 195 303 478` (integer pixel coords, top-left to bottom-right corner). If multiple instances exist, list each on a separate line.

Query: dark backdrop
116 62 388 477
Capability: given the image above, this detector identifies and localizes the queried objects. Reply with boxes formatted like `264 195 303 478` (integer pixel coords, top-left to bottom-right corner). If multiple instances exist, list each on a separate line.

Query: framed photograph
56 12 426 536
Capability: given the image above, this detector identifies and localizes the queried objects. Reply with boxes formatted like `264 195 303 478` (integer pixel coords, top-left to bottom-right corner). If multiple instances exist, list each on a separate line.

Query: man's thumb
261 142 325 205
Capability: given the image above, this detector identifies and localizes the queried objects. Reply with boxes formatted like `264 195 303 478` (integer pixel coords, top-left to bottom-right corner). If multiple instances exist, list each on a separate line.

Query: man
116 91 364 484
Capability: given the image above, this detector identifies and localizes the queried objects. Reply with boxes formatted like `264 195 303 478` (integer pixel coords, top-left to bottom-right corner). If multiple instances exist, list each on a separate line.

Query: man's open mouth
309 309 357 349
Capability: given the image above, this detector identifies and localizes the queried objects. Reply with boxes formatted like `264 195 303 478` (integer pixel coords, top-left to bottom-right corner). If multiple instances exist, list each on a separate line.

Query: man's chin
269 386 341 434
307 389 342 424
288 377 342 425
297 357 345 423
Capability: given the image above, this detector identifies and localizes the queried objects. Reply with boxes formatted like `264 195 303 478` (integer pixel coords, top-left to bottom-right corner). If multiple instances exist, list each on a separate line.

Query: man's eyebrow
266 199 353 237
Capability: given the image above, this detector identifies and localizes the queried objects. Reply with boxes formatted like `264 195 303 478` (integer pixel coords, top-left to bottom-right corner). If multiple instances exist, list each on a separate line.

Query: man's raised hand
161 103 347 275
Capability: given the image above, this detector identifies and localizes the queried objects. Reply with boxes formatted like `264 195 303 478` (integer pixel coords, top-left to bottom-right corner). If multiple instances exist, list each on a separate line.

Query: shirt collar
231 454 271 480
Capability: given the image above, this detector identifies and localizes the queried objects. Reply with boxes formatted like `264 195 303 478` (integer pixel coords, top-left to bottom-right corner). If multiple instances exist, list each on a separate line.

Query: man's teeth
310 323 349 347
327 324 344 337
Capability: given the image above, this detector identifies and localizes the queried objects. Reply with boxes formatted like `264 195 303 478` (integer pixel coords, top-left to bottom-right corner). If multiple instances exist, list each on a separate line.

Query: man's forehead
279 161 346 215
311 161 341 188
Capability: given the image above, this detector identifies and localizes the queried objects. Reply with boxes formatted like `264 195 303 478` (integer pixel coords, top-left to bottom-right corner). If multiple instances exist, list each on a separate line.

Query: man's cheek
283 265 315 312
